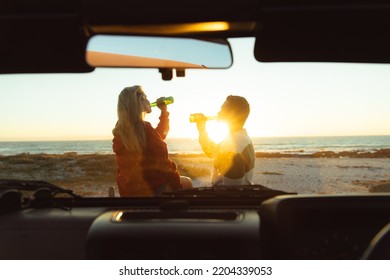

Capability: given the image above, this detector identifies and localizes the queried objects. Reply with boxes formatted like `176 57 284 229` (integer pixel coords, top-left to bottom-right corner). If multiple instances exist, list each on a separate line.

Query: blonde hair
112 85 147 152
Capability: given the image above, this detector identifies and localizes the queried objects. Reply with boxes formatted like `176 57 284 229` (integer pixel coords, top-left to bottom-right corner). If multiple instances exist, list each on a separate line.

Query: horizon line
1 134 390 142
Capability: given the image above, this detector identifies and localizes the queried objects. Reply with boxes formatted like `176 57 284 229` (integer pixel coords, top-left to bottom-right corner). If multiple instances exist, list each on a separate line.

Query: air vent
115 210 241 222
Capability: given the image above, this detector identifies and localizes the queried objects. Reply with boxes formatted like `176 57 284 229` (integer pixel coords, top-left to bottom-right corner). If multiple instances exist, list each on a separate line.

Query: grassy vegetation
260 171 284 175
0 153 212 196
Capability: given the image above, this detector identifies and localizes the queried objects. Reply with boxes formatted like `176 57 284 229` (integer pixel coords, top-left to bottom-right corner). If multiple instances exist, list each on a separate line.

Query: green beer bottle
189 113 218 123
150 96 174 107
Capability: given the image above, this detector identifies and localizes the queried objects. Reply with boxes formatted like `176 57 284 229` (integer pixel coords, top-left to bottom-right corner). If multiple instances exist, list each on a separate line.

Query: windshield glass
1 37 389 197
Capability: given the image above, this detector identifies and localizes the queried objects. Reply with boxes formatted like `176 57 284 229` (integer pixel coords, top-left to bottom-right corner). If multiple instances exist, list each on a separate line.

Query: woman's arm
155 110 169 139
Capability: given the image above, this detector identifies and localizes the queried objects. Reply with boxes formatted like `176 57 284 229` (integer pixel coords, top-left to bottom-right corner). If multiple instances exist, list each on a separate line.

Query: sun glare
206 121 229 143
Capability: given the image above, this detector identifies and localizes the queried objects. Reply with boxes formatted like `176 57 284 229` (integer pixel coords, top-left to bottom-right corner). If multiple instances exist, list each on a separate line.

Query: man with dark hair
194 95 255 185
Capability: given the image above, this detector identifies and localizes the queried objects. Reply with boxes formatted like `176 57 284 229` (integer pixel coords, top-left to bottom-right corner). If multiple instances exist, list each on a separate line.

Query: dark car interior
1 0 390 260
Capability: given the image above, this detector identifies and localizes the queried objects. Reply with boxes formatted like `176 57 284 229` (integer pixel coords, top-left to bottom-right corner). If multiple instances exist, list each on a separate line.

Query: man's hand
191 113 207 131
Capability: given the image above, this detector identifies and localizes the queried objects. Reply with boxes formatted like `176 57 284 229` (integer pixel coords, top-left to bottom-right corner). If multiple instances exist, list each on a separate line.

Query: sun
206 121 229 143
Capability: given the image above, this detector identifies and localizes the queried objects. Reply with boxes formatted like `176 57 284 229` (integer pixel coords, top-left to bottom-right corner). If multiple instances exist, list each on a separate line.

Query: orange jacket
112 114 181 196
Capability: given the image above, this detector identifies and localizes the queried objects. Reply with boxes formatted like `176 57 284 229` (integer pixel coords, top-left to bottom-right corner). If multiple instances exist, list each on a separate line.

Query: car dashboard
1 185 389 260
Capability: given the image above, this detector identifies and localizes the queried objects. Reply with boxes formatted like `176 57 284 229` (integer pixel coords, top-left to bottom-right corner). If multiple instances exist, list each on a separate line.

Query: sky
1 37 390 141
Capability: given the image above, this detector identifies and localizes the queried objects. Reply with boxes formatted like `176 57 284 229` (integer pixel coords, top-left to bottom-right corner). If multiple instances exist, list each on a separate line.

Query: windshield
1 37 389 197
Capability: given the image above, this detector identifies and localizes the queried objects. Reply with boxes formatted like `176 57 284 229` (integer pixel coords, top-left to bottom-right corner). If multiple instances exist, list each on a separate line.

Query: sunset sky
1 38 390 141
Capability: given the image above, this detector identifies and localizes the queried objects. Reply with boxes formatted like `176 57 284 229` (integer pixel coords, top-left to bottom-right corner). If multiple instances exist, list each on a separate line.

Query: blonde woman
112 85 192 196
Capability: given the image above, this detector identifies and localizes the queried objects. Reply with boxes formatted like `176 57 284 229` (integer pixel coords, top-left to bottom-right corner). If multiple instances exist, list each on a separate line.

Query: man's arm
196 117 218 158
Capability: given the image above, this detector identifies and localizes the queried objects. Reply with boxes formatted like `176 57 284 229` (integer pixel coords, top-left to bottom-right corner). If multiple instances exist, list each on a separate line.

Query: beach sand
0 152 389 197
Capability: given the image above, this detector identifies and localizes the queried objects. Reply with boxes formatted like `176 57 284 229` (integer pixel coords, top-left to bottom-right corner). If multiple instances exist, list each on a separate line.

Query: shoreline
169 148 390 158
0 152 389 197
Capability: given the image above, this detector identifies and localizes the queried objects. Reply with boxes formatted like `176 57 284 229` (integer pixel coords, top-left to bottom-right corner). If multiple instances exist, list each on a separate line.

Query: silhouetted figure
112 85 192 196
194 95 255 185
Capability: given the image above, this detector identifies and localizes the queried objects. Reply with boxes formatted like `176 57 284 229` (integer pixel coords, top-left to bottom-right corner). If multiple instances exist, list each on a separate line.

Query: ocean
0 135 389 156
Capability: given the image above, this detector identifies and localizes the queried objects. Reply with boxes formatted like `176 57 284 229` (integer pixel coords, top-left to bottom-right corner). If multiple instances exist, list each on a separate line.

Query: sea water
0 135 389 156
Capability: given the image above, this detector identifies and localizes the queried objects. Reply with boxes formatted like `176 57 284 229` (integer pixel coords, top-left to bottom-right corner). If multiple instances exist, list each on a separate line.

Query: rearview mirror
86 35 233 69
